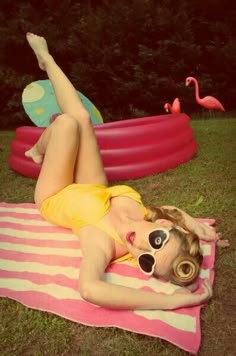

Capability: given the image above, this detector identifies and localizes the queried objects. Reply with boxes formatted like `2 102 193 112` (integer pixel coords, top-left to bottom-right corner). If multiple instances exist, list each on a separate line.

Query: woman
25 33 227 310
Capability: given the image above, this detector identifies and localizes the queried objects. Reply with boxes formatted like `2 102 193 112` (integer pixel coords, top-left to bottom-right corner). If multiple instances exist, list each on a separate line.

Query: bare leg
28 115 80 207
26 33 107 186
25 124 52 164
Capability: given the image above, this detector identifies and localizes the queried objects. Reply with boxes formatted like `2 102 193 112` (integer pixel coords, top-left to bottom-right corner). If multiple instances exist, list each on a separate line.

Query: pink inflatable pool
8 113 197 181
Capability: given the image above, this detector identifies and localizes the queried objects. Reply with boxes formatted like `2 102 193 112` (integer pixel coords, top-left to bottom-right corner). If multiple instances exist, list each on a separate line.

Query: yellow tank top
40 184 147 263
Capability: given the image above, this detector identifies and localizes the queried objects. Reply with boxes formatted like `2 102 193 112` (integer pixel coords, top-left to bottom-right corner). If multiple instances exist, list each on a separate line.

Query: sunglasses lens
149 230 168 249
138 254 155 274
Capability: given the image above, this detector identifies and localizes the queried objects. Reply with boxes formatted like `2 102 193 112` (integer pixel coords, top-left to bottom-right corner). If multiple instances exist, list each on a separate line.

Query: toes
34 156 43 164
25 150 31 158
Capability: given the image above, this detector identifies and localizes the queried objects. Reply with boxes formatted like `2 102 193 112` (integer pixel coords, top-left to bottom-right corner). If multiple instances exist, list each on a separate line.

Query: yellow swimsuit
40 184 147 263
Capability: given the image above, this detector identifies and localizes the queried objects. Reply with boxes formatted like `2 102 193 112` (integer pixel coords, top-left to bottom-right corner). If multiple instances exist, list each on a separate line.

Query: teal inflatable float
22 79 104 127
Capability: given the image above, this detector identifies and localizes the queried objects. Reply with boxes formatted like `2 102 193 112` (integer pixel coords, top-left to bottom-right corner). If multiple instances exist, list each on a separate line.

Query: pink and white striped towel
0 202 216 354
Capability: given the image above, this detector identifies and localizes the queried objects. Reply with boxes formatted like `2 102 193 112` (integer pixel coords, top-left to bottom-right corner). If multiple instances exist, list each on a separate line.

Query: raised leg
26 33 107 189
26 115 80 207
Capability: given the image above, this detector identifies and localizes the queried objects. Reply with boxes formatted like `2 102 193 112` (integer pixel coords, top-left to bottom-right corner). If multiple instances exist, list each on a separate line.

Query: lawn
0 118 236 356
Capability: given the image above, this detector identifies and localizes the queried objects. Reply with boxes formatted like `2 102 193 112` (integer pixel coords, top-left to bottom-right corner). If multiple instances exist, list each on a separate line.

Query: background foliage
0 0 236 127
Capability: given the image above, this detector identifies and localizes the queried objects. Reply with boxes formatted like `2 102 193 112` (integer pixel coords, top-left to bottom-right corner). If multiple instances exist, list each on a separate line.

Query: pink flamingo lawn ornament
164 97 181 114
185 76 225 111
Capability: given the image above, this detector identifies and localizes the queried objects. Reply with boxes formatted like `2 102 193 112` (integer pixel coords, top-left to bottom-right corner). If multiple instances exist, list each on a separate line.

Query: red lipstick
126 231 136 245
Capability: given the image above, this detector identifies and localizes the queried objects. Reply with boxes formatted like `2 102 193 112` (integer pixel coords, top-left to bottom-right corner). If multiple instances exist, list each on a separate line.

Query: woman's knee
73 108 91 125
77 112 95 133
53 113 80 133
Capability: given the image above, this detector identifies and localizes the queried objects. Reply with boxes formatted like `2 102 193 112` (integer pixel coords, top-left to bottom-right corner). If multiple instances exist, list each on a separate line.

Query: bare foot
26 32 50 70
25 146 43 164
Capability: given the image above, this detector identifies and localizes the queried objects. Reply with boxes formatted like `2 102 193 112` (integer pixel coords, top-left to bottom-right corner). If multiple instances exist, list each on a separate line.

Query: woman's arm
161 205 202 232
80 276 212 310
79 239 212 310
161 205 222 242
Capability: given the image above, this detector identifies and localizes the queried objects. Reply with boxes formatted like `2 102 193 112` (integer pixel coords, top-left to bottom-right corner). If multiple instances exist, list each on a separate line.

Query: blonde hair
145 206 203 286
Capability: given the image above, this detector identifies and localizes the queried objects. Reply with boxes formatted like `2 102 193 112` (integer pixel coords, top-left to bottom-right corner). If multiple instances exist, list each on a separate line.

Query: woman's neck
109 208 143 243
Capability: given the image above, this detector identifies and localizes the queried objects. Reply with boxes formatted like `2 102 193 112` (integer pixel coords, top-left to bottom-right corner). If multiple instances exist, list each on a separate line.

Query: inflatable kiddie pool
8 113 197 181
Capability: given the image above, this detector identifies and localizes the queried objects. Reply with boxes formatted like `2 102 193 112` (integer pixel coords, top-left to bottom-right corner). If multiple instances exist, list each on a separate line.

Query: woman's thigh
35 115 80 207
73 115 108 186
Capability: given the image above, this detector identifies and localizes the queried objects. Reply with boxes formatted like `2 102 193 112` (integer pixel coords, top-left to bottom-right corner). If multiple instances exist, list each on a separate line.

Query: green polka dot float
22 79 104 127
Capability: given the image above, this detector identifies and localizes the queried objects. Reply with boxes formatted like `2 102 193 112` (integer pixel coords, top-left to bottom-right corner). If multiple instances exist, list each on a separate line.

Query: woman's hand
189 279 213 305
172 279 213 308
193 221 230 248
193 221 217 241
215 233 230 248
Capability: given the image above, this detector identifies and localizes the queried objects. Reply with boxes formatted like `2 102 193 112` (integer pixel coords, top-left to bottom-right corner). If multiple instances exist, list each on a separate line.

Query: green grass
0 119 236 356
